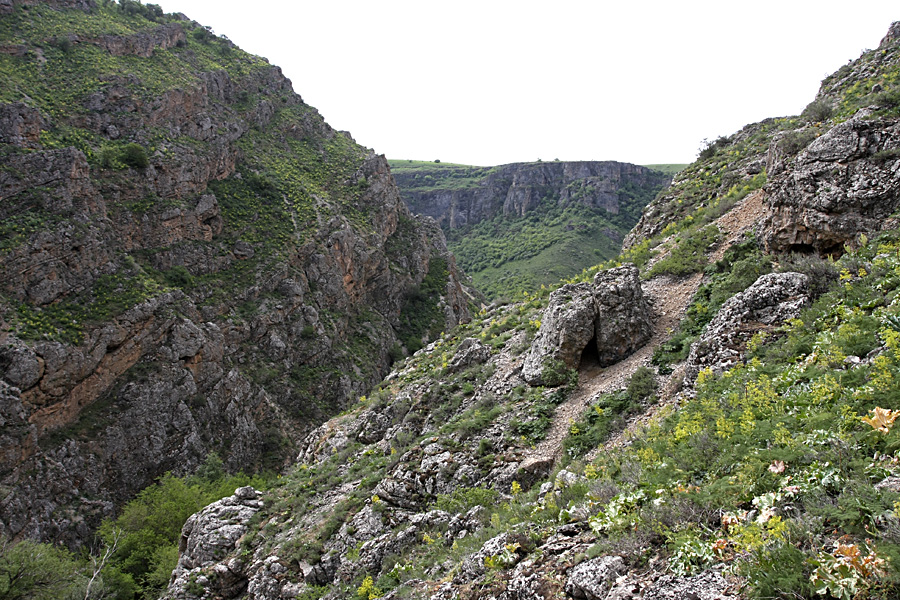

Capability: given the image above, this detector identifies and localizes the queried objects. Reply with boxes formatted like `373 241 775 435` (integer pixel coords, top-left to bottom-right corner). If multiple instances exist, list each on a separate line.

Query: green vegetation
0 453 264 600
651 237 773 371
0 537 106 600
0 2 269 121
642 163 689 176
645 224 720 278
397 257 449 353
8 266 166 345
99 453 270 599
562 366 658 460
585 231 900 598
447 198 647 300
388 159 494 191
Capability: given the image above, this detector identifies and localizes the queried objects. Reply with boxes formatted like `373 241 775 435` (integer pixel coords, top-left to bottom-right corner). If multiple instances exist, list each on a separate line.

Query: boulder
522 265 652 384
684 272 809 386
643 568 738 600
447 337 492 373
565 555 625 600
593 265 654 366
163 487 263 599
522 283 596 384
761 111 900 256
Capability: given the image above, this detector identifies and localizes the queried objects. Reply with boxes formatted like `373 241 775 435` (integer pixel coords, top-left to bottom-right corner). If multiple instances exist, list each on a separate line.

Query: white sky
152 0 898 166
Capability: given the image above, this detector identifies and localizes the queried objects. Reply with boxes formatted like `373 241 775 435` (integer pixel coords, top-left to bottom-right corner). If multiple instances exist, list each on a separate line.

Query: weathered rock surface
522 264 652 384
164 487 263 600
684 272 809 386
0 2 473 547
565 555 625 600
642 569 739 600
761 111 900 255
398 161 670 230
593 265 654 367
447 337 492 374
521 283 596 384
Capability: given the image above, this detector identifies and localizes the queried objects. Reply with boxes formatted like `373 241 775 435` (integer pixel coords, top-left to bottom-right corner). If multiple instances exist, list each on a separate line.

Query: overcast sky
152 0 898 166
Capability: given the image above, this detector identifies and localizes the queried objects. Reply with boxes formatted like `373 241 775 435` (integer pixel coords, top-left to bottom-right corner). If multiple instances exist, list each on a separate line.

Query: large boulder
593 265 654 367
760 111 900 256
522 283 597 384
684 272 809 386
522 265 652 385
163 487 263 600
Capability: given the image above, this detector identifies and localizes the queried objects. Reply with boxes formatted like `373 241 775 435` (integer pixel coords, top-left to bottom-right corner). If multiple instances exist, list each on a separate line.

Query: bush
625 366 657 403
163 265 193 288
802 99 833 123
121 143 149 169
698 136 730 160
778 129 817 156
778 252 838 299
0 537 84 599
541 357 577 388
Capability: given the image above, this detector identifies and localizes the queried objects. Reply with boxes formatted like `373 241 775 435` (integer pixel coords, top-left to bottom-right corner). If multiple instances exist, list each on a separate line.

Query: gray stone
565 555 625 600
447 338 492 373
643 569 738 600
523 265 652 384
685 272 809 386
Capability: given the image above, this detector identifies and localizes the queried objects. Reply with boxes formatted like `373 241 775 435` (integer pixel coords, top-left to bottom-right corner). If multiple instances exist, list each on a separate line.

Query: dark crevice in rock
579 333 601 371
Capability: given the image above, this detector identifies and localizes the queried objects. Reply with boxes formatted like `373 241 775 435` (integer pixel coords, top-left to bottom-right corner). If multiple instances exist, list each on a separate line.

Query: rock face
593 266 655 367
760 111 900 255
165 487 264 600
0 1 473 546
522 265 652 384
565 555 625 600
684 272 809 386
397 161 670 230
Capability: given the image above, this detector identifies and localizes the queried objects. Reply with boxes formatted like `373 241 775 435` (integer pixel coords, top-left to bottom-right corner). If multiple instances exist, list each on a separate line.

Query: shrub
698 136 730 160
432 487 498 514
802 99 834 123
625 366 657 403
163 265 193 288
121 143 149 169
778 129 817 156
541 357 577 388
778 252 839 299
192 27 214 44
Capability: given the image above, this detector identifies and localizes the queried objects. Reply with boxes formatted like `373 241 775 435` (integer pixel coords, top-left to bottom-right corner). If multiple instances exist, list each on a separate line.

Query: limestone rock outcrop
593 265 655 367
565 555 625 600
522 265 652 384
684 272 809 386
164 487 264 600
397 161 670 230
760 111 900 255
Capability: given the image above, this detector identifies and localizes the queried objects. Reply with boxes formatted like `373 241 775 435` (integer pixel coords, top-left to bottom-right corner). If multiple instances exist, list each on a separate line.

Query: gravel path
523 191 767 465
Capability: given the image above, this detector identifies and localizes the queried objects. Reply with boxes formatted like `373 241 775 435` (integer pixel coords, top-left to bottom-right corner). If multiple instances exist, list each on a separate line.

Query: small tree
121 143 149 169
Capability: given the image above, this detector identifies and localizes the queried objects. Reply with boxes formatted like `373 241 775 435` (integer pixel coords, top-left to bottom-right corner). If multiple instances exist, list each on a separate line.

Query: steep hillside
152 21 900 600
0 0 473 547
392 160 670 299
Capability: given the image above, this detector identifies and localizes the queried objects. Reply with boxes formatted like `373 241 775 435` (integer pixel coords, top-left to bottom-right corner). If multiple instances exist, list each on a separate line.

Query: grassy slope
642 163 689 176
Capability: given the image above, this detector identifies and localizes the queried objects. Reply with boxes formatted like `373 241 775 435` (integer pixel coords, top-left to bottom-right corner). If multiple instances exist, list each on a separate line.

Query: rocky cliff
393 161 670 230
0 0 472 546
392 161 670 299
157 20 900 600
